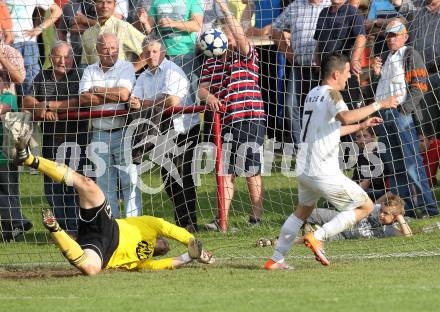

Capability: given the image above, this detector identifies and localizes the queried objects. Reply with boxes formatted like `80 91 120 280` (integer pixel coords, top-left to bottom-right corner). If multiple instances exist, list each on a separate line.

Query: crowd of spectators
0 0 439 241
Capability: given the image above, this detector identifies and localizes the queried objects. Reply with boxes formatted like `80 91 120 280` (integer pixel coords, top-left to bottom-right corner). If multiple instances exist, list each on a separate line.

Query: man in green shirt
147 0 204 101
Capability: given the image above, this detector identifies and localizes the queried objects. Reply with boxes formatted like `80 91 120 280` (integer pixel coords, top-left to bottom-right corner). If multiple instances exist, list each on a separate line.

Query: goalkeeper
14 136 214 276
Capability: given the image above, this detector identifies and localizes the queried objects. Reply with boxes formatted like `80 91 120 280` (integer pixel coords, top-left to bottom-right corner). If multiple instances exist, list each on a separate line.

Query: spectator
5 0 62 96
305 193 412 240
199 0 265 230
146 0 203 96
314 0 367 108
419 132 440 187
371 19 438 217
352 128 387 201
366 0 402 57
241 0 285 143
0 1 13 44
80 0 146 71
272 0 330 146
79 33 141 218
23 41 88 235
58 0 98 66
129 39 200 232
392 0 440 136
127 0 154 32
0 36 32 241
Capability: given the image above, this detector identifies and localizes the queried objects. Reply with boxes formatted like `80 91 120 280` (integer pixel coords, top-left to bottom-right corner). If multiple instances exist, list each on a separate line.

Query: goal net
0 0 439 269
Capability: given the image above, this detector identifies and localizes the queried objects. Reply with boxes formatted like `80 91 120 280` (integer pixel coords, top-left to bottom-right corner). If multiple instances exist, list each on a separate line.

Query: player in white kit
265 53 400 269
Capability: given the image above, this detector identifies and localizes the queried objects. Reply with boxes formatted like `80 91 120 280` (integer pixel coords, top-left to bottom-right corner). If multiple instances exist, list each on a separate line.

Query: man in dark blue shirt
314 0 367 108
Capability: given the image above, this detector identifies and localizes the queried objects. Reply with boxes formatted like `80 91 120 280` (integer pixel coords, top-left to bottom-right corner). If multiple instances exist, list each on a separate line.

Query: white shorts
297 173 369 211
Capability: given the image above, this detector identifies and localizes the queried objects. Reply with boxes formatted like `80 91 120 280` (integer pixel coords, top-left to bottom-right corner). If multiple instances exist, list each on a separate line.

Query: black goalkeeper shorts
76 200 119 268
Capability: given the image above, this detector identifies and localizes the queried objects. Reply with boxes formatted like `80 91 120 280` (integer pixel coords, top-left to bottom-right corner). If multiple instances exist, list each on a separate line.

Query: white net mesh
0 0 439 268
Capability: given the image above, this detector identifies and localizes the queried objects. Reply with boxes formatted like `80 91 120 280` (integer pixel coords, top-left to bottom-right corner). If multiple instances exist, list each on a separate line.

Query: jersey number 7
302 110 313 142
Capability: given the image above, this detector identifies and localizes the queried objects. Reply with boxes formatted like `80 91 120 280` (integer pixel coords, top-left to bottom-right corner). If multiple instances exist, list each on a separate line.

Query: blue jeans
13 41 40 96
376 109 438 217
90 130 142 218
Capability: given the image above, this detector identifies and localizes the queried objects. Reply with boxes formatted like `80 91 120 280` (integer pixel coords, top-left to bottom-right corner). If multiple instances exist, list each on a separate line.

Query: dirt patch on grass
0 268 81 279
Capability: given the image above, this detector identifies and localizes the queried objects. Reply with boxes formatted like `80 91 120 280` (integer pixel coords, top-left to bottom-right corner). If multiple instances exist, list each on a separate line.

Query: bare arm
0 103 11 115
23 95 47 119
91 86 131 103
337 95 400 125
395 214 413 236
79 92 105 106
271 29 294 64
340 117 383 136
142 95 181 108
0 53 25 84
46 99 80 112
351 35 367 75
216 0 250 55
198 82 223 112
25 4 63 38
159 14 203 33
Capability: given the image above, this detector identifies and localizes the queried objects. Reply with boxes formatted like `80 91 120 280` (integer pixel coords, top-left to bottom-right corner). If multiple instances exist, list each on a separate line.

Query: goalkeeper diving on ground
14 135 214 276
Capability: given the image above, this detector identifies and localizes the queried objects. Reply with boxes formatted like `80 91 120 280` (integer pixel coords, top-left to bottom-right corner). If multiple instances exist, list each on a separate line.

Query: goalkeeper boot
42 208 61 233
188 238 202 259
264 259 293 270
303 232 330 266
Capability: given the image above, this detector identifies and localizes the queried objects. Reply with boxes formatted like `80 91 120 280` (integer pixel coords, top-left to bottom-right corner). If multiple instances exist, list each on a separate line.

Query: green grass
1 168 440 311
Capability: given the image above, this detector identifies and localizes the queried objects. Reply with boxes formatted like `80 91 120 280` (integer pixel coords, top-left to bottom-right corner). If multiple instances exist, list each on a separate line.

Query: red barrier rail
55 107 227 232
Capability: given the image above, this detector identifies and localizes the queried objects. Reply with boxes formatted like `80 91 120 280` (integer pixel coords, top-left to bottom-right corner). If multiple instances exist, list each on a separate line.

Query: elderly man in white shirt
371 20 438 217
79 33 141 218
129 39 200 232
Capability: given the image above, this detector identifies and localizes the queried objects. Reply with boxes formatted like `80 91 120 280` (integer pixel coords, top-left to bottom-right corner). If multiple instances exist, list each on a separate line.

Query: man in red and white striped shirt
198 0 266 231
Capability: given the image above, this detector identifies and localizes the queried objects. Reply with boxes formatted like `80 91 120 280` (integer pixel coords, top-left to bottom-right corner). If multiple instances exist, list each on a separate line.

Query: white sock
314 210 356 241
272 214 304 262
179 252 192 264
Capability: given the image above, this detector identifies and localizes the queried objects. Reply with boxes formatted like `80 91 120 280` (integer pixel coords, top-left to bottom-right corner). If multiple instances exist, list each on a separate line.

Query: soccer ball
199 28 228 57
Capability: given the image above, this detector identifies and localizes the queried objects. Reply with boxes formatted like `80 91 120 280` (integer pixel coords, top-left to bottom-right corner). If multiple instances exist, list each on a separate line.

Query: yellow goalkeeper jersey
105 216 194 270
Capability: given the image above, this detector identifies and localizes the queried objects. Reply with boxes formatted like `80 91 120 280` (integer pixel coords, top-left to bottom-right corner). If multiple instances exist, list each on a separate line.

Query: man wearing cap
392 0 440 135
371 19 438 217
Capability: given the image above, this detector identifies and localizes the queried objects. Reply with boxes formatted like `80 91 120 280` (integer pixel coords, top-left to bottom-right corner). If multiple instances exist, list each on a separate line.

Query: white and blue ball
199 28 228 57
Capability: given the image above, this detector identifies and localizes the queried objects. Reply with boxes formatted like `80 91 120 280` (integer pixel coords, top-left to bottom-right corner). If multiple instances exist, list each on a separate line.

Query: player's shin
271 214 304 262
314 210 356 241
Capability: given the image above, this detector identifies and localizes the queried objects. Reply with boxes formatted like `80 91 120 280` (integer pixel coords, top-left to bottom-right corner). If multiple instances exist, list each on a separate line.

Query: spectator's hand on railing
379 94 402 109
206 95 223 112
46 101 60 112
371 57 382 76
129 96 141 110
44 111 58 121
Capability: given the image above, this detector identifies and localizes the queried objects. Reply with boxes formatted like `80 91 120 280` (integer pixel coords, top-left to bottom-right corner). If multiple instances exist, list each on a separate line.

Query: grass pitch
0 169 440 311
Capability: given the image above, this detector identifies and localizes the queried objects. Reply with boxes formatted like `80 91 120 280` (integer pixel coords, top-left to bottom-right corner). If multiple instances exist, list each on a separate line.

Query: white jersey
295 85 348 177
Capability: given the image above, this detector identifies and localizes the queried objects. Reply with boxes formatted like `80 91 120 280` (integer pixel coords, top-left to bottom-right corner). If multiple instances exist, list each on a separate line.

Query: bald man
79 33 141 218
